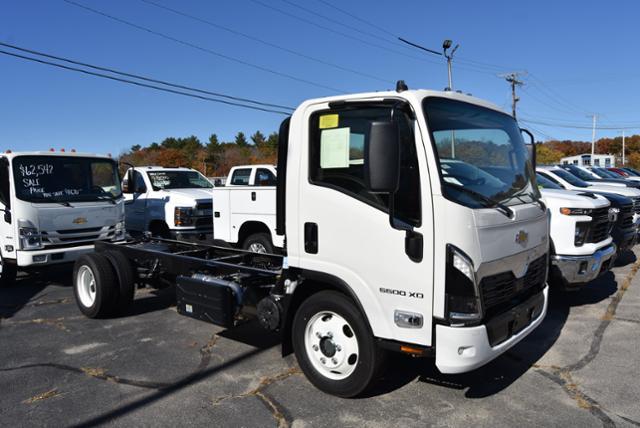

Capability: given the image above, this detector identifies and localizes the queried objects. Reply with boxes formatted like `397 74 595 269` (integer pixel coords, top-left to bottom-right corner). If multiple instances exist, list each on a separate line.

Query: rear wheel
73 253 118 318
0 255 17 288
292 291 386 397
242 233 274 254
103 250 137 314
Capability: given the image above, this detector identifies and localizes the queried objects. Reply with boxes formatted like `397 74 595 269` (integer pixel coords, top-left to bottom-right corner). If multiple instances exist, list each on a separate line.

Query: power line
0 48 294 115
247 0 442 67
520 117 640 130
63 0 343 93
139 0 391 84
315 0 397 38
0 41 294 111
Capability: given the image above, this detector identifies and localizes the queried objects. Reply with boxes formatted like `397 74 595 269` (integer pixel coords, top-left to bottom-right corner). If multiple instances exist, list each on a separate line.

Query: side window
309 106 421 226
255 168 276 186
230 168 251 185
0 158 10 208
134 171 147 193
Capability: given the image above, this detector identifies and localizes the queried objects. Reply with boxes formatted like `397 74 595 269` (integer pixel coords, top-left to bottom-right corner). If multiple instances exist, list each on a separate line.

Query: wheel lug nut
331 358 337 364
336 345 341 352
312 345 319 351
316 332 322 339
320 357 326 364
326 332 333 338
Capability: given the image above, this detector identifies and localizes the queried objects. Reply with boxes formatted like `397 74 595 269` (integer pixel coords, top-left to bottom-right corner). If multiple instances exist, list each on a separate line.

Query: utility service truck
72 86 549 397
212 164 281 253
0 150 124 287
121 166 214 242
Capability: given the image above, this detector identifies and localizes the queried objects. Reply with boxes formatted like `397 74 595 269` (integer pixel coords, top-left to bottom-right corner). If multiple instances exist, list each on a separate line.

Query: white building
560 153 615 167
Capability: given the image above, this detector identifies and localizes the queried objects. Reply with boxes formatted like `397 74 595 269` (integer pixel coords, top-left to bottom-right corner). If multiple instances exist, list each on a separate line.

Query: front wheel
292 291 386 397
242 233 274 254
0 255 17 288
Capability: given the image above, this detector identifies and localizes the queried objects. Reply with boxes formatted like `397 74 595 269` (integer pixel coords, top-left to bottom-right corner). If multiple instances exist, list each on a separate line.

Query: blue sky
1 0 639 155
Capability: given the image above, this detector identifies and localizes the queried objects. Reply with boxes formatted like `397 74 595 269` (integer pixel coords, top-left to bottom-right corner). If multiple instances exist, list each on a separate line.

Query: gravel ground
1 249 639 427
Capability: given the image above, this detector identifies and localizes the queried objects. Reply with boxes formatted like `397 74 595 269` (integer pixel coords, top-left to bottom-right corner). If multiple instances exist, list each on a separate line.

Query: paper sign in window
319 114 339 129
320 127 350 168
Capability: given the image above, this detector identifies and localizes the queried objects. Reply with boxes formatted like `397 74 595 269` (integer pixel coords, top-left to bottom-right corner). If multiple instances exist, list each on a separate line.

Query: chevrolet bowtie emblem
72 217 88 225
515 230 528 246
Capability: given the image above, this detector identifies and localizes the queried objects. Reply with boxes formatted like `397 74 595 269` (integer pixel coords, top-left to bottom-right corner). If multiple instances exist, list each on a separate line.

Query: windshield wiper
444 182 513 218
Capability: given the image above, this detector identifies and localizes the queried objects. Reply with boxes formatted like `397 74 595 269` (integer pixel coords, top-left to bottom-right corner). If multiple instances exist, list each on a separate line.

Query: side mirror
122 170 132 194
365 121 400 193
521 128 536 169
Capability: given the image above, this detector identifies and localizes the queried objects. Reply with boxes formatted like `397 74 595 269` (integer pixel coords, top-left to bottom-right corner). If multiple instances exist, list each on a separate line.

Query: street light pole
442 40 459 91
589 114 597 156
622 130 626 166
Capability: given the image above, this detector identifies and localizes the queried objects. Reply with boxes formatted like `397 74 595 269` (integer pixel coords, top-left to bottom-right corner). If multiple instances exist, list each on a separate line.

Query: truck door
295 103 434 346
123 170 148 232
0 158 14 259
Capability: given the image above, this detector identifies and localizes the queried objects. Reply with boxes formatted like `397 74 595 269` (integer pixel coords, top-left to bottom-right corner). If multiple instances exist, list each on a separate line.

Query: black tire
0 256 17 288
103 250 137 314
292 291 386 397
72 253 118 318
242 233 274 254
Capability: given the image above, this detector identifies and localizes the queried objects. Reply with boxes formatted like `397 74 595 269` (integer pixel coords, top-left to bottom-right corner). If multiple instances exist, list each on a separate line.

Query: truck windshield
563 165 596 181
13 155 121 203
147 170 213 190
424 97 538 208
536 173 562 189
553 169 589 187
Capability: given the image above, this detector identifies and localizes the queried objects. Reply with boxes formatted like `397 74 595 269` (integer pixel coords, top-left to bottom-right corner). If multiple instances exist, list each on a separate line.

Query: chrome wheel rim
304 311 359 380
249 242 267 253
77 265 97 308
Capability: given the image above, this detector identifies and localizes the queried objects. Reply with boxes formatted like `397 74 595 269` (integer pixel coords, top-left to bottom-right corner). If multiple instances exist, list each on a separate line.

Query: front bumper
435 286 547 374
170 229 213 243
551 243 617 286
612 227 637 252
16 244 96 267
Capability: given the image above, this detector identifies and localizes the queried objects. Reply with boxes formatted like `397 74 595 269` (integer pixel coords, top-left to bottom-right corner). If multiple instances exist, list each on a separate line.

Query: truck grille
480 254 547 317
41 225 116 248
618 204 634 228
632 197 640 215
585 207 611 244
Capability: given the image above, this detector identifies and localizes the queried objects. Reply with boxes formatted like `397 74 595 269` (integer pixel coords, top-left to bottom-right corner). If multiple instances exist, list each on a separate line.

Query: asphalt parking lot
1 250 640 428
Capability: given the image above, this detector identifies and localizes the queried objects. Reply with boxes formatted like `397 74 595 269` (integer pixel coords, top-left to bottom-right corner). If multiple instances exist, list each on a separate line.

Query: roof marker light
49 148 55 152
60 148 66 152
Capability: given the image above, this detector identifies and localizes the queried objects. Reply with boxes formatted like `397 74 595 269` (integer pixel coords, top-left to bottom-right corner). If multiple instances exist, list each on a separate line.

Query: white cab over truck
122 166 214 242
212 164 282 252
73 87 549 397
536 174 616 287
0 151 124 286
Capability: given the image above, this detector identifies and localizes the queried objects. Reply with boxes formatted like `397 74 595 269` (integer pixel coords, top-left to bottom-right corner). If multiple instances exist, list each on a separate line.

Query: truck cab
0 151 124 286
122 166 214 241
212 164 281 252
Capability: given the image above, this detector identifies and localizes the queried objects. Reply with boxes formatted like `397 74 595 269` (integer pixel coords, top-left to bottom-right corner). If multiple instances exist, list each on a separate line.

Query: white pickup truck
536 173 617 287
122 166 214 242
212 164 283 252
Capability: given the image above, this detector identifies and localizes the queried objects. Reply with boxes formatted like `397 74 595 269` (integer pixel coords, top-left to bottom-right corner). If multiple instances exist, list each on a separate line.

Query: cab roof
296 88 505 115
2 150 114 160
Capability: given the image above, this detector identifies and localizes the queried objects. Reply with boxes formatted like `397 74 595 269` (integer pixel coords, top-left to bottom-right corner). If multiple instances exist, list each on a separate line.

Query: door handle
405 230 423 263
304 222 318 254
251 191 256 201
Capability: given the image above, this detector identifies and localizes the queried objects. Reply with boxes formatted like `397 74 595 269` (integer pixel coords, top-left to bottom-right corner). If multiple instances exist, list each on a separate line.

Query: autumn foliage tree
119 130 279 177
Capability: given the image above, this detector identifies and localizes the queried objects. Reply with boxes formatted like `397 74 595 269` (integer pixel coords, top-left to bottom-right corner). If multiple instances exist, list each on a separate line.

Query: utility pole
499 73 524 119
589 114 598 156
622 130 626 165
442 40 459 91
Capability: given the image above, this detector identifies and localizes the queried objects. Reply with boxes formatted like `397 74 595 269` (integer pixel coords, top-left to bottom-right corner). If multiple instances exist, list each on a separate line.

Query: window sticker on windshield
319 114 339 129
150 173 171 188
320 127 350 168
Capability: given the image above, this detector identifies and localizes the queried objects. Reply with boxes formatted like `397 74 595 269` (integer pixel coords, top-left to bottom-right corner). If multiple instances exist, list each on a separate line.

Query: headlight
574 222 589 246
560 207 592 215
445 244 482 325
113 221 126 241
174 207 194 226
18 220 43 250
